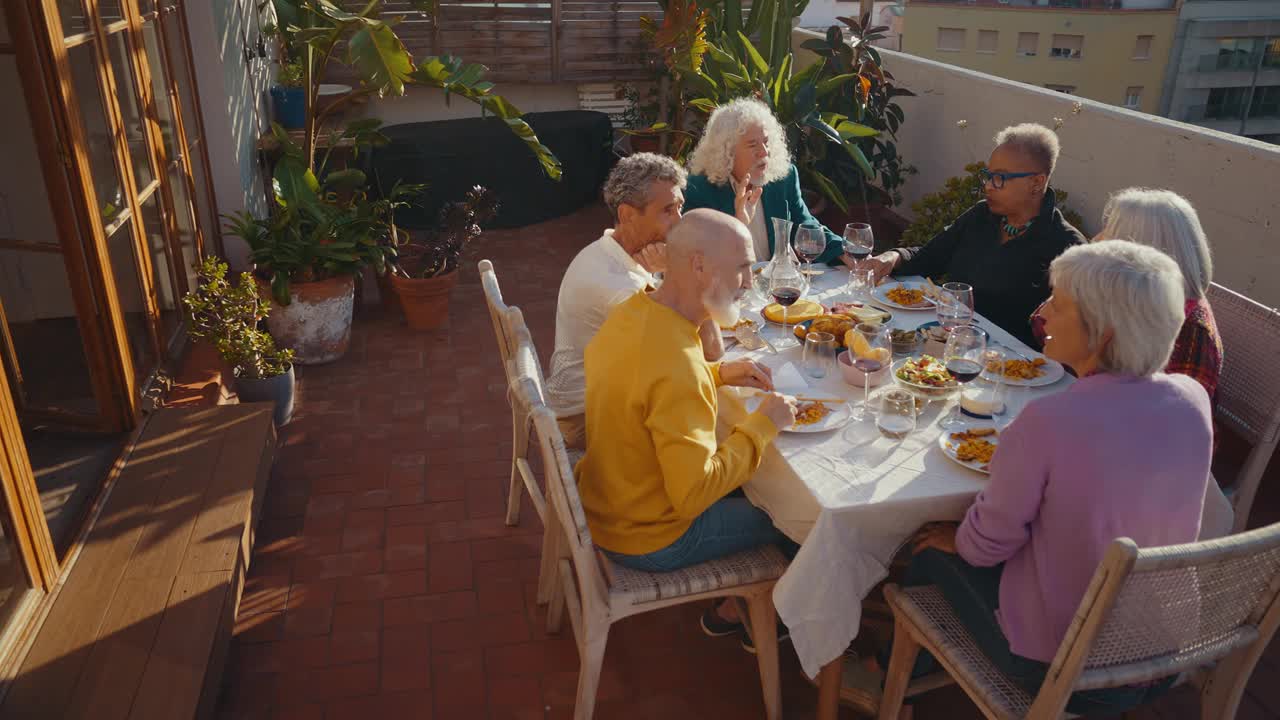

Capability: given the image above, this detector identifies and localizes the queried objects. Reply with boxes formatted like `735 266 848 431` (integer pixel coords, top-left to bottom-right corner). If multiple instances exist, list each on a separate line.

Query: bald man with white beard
575 209 797 643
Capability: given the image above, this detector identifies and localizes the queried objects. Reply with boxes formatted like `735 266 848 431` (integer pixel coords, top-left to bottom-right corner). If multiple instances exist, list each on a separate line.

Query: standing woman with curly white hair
683 97 844 264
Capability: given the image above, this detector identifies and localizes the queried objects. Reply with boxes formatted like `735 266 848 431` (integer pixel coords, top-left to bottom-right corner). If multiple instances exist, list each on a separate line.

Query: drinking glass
936 281 975 330
847 268 876 303
772 217 794 260
803 331 837 379
877 389 917 440
969 347 1006 418
941 325 987 429
795 224 826 278
843 222 874 263
850 322 892 421
768 261 806 348
991 382 1028 432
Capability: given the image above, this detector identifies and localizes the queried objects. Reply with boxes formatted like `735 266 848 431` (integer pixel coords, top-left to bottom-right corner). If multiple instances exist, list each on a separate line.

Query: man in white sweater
545 153 724 448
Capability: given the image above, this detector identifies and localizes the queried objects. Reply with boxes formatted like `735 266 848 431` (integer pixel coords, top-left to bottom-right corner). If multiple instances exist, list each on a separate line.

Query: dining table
717 268 1074 716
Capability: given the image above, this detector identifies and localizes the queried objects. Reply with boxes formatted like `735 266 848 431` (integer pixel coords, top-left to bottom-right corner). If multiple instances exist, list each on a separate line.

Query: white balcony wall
794 30 1280 306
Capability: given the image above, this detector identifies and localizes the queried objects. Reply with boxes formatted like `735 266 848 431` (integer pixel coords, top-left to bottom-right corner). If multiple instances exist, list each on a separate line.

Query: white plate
744 395 853 433
981 346 1066 387
937 427 999 474
872 281 937 311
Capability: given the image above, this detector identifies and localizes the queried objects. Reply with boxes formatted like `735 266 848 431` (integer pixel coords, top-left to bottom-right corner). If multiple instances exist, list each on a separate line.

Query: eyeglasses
978 168 1042 189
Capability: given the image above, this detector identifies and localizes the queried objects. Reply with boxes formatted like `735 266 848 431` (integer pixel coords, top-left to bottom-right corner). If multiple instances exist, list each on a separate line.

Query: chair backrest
1033 523 1280 714
1208 282 1280 448
479 259 518 369
506 320 546 404
1206 282 1280 531
523 390 611 608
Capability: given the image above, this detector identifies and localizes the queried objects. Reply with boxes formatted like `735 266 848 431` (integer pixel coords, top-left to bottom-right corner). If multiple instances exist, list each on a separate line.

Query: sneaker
739 620 792 654
700 607 745 638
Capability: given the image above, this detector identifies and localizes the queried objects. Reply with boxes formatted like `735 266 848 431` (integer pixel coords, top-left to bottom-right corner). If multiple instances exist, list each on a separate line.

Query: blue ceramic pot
270 86 305 130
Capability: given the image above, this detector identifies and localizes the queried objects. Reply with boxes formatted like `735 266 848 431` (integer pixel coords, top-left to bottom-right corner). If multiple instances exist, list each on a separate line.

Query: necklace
1001 217 1033 239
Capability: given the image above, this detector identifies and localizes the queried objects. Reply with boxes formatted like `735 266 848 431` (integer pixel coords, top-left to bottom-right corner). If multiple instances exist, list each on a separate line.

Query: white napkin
772 362 810 397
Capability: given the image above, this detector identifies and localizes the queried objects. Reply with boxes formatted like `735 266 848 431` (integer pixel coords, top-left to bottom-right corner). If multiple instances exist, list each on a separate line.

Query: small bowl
890 329 922 356
838 350 891 388
891 357 959 399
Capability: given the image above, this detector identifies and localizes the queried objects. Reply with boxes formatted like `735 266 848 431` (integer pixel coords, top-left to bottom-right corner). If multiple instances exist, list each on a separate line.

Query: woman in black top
856 123 1085 347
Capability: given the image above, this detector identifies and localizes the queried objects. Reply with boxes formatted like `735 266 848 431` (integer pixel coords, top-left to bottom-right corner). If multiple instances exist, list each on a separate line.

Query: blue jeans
604 495 794 573
886 549 1173 715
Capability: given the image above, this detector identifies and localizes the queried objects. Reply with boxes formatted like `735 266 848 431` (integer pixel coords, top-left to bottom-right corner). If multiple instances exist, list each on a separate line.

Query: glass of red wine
843 222 875 300
768 260 806 348
795 225 826 278
941 325 987 429
850 322 892 421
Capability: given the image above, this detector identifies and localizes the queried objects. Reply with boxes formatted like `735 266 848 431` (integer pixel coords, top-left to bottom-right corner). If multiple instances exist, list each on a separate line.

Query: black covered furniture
369 110 615 230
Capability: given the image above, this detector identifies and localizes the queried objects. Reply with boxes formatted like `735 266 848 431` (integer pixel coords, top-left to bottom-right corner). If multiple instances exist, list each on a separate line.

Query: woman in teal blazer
683 97 844 265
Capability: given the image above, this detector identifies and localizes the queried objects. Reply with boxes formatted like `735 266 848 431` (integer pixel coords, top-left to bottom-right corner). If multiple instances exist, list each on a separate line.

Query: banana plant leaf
347 22 414 97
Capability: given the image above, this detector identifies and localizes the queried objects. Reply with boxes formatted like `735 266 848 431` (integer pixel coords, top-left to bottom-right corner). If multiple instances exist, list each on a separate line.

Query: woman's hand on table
856 252 900 284
720 359 774 391
912 522 960 555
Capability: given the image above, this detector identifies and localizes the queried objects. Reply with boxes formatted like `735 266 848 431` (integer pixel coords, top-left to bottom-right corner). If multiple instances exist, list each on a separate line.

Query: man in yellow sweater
577 209 796 642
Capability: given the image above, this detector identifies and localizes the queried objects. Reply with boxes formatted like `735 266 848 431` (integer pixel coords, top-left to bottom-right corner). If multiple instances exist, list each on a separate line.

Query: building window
1124 86 1143 109
937 28 966 52
1050 34 1083 60
1251 86 1280 118
1016 32 1039 58
1133 35 1152 60
1045 84 1076 94
1266 38 1280 68
1206 87 1250 119
977 30 998 54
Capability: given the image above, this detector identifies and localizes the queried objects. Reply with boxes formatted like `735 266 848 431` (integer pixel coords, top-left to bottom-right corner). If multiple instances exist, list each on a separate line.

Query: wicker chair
519 389 789 720
479 259 545 529
877 523 1280 720
1206 283 1280 533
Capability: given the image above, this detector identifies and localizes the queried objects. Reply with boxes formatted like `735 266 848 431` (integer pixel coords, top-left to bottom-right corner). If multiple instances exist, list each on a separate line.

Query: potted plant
241 0 561 363
184 257 297 426
269 58 306 130
388 186 499 330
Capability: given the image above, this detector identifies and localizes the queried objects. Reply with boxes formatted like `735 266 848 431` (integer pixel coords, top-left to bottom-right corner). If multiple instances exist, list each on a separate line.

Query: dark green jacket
683 165 843 264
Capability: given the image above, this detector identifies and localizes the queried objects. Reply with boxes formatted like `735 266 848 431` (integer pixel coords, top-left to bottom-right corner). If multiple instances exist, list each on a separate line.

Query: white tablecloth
721 271 1073 679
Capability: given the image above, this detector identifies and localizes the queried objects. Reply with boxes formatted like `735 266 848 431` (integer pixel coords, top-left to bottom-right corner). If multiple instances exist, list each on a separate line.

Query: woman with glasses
857 123 1084 347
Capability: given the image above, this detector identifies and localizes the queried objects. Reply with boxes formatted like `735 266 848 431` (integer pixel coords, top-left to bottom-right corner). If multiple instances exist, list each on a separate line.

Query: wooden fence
342 0 660 84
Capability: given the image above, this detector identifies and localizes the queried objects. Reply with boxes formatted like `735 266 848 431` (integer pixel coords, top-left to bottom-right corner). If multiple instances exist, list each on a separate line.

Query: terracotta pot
629 133 662 154
258 275 355 365
389 270 458 330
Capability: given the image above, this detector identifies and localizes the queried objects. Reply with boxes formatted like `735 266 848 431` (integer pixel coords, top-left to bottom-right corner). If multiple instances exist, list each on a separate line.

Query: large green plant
184 257 295 380
800 15 917 207
243 0 562 302
899 162 1085 249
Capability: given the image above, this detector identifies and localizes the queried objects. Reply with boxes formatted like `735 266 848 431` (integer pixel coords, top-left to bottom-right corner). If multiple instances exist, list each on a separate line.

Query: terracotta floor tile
385 524 430 572
431 611 531 653
329 630 380 665
276 662 380 705
283 605 333 638
240 574 291 616
235 611 286 644
427 541 473 593
331 600 383 633
387 501 467 527
336 570 428 604
293 550 384 581
326 691 434 720
286 579 338 610
383 591 479 627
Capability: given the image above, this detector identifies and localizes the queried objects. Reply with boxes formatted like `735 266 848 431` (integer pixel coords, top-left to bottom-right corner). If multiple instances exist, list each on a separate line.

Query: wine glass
941 325 987 430
849 322 892 421
877 390 917 440
843 222 874 269
936 281 975 331
795 225 826 278
768 261 806 348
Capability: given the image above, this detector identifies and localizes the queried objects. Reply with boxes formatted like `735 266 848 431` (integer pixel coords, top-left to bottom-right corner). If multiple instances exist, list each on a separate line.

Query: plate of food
938 427 999 474
872 281 937 310
721 317 757 337
892 355 959 399
982 348 1065 387
792 313 858 345
761 299 824 325
744 395 853 433
829 302 893 327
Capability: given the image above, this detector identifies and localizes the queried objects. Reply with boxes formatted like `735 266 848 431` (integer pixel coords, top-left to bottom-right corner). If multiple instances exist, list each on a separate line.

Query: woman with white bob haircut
682 97 843 264
1031 188 1222 402
887 240 1215 715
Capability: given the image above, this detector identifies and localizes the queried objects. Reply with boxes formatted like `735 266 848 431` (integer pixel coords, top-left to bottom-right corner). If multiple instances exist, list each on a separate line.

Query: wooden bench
0 404 275 720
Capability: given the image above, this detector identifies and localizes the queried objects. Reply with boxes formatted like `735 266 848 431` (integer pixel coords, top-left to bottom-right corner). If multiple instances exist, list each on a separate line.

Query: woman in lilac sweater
892 240 1214 714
